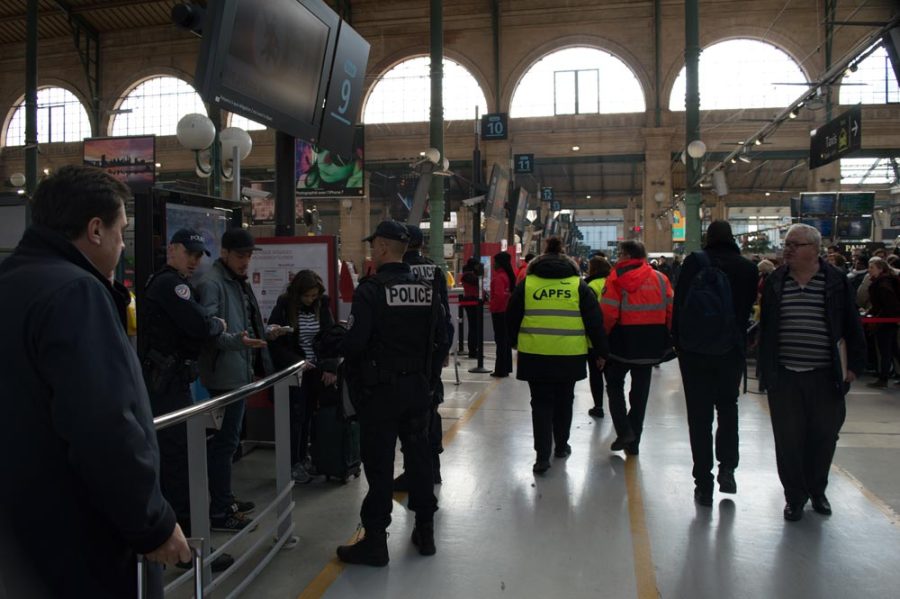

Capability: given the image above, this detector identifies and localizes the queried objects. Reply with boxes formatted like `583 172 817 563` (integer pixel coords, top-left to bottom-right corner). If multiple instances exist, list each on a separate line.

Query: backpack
677 251 740 355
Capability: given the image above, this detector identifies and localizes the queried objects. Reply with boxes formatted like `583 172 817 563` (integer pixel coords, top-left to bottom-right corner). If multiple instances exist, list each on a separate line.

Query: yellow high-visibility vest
518 274 587 356
587 277 607 300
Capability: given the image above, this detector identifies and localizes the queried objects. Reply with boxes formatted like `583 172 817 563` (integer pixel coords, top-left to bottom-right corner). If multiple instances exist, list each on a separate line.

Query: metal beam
52 0 100 132
778 159 804 190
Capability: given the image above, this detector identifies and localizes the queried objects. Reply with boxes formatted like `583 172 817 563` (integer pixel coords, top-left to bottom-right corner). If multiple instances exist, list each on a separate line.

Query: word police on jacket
386 284 433 306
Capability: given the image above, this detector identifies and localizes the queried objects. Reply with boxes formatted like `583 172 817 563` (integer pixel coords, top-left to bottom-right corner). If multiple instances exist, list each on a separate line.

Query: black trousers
464 304 480 356
149 381 193 529
491 311 512 375
587 349 605 410
604 359 653 443
767 367 846 505
289 369 320 466
358 374 438 532
528 380 576 461
874 324 897 380
678 350 743 492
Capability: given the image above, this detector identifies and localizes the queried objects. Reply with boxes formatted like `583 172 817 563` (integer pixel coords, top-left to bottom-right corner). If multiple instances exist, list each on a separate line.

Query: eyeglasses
783 242 814 249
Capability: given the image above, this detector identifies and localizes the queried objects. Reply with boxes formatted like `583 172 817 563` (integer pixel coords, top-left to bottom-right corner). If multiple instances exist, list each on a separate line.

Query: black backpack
677 251 740 355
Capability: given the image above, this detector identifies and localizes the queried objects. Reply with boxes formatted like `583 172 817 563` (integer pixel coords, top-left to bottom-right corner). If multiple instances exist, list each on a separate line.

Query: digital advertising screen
837 192 875 215
295 126 364 197
799 192 837 216
836 216 873 240
83 136 155 195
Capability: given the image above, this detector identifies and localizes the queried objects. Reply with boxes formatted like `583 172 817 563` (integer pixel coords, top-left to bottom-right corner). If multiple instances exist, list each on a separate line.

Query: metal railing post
273 377 294 542
186 415 212 589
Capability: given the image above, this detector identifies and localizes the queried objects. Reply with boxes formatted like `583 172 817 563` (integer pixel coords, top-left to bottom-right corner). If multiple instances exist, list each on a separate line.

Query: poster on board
248 236 338 324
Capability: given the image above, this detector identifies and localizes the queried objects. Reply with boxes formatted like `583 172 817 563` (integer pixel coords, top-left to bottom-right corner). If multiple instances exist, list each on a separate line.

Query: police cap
170 228 211 256
363 220 410 243
405 224 424 249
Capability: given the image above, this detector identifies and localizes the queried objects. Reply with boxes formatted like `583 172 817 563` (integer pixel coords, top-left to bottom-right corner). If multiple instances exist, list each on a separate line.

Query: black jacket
0 226 175 598
758 259 866 397
507 253 608 382
672 241 759 353
268 293 337 371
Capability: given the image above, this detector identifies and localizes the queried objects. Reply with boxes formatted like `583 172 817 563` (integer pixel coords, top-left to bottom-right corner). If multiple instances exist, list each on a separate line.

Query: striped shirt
778 270 832 371
296 309 320 364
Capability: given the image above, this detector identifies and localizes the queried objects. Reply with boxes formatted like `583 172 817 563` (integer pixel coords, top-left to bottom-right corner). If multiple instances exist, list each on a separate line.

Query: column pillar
642 127 676 252
339 176 371 271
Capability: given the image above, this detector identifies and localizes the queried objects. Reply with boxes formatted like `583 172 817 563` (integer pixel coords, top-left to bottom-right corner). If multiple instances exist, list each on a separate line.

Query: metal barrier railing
138 360 310 598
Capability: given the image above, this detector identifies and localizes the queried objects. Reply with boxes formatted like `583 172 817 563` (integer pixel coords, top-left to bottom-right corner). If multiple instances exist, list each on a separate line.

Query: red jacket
489 269 512 313
601 258 675 364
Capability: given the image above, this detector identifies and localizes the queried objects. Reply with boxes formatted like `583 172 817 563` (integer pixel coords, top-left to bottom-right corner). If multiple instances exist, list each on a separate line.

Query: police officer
140 228 232 571
337 221 445 566
394 224 453 490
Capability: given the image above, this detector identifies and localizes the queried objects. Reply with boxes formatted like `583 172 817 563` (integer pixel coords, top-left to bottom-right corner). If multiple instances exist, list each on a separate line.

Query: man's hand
595 356 606 371
145 523 191 567
240 331 267 348
321 371 338 387
846 370 857 383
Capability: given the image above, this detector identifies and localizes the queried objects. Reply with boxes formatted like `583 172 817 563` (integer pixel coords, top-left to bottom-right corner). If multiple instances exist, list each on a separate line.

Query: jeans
206 389 246 515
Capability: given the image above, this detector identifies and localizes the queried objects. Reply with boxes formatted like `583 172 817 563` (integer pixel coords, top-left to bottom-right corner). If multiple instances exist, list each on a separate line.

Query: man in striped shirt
758 224 866 522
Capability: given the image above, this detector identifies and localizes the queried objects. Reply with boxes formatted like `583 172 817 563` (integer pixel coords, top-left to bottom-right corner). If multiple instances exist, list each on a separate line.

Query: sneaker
210 509 255 533
532 459 551 474
336 530 389 566
588 407 605 418
233 499 255 514
292 463 312 484
176 548 234 573
411 522 436 556
393 471 409 492
554 444 572 458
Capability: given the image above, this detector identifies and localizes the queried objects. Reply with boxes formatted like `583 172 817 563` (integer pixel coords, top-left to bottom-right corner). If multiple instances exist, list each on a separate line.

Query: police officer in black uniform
337 221 445 567
394 224 453 490
140 228 232 571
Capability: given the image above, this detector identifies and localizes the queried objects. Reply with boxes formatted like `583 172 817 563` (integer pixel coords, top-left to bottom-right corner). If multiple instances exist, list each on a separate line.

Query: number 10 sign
480 113 508 140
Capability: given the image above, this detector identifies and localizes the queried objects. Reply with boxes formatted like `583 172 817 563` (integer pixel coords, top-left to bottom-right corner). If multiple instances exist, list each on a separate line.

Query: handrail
152 360 310 431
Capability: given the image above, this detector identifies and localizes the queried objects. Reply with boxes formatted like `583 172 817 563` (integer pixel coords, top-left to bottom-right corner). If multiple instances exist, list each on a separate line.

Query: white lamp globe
219 127 253 160
9 172 26 187
176 113 215 151
687 140 707 159
422 147 441 164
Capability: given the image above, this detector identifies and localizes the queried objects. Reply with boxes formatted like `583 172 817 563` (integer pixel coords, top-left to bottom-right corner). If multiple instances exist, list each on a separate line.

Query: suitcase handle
137 538 205 599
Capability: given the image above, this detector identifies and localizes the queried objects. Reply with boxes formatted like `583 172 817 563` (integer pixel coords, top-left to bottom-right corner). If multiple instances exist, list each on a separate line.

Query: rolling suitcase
310 377 361 483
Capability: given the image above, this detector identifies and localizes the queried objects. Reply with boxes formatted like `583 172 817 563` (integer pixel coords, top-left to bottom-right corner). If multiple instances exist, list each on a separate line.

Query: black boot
411 522 436 556
336 530 389 566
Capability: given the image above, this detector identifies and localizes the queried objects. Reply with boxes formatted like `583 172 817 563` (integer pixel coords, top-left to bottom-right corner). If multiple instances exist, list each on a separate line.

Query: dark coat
507 253 608 382
868 274 900 317
268 293 336 370
0 226 175 598
758 259 867 397
672 241 759 352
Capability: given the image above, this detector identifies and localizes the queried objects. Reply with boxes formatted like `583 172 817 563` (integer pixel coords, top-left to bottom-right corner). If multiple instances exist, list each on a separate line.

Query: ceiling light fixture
571 145 580 151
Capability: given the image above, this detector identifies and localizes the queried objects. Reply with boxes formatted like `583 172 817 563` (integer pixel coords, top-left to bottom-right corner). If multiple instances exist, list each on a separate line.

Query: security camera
241 187 272 200
462 195 485 207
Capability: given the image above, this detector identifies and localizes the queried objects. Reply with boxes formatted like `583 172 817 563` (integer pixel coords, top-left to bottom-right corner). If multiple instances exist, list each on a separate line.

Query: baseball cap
221 227 258 251
405 224 424 248
362 220 410 243
170 228 211 256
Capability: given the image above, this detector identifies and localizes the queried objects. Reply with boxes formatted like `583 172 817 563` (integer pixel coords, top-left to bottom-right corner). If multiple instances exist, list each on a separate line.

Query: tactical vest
519 274 587 356
366 269 436 373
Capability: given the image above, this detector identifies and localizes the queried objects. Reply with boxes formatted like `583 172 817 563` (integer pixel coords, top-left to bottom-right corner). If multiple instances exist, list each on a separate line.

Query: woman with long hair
585 255 612 418
866 257 900 388
268 270 336 482
489 252 516 377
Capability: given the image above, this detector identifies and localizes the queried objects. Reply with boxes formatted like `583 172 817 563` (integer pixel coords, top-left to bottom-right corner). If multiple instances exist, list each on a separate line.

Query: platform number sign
514 154 534 174
541 187 554 202
319 24 371 157
480 113 508 140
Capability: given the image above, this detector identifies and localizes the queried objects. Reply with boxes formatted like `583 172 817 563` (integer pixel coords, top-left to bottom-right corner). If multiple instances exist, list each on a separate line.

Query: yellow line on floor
623 456 660 599
296 379 500 599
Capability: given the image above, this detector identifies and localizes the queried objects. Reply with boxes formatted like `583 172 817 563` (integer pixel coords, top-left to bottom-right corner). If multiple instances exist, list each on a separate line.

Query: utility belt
359 355 426 386
143 348 199 393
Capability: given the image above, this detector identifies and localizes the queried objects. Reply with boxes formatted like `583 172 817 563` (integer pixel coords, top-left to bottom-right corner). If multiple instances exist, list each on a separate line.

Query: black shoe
489 372 508 378
554 444 572 458
532 460 551 474
176 548 234 573
411 522 436 556
811 495 832 515
336 531 389 566
588 407 605 418
694 488 713 507
783 502 805 522
717 470 737 494
210 504 255 533
233 499 255 514
393 471 409 492
624 442 640 456
610 431 636 451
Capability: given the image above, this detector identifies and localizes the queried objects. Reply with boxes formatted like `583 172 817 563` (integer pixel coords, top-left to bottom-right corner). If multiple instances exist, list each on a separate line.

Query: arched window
841 157 898 185
840 44 900 105
4 86 92 147
511 47 645 117
669 40 807 111
363 57 488 124
110 76 207 137
228 113 266 131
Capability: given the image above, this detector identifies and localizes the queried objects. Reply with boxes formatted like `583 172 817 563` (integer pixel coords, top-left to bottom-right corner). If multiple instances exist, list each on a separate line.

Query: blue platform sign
541 187 554 202
514 153 534 173
480 113 508 140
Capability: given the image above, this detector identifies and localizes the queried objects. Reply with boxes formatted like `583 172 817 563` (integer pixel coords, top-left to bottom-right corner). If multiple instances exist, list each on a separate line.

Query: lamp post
176 113 252 202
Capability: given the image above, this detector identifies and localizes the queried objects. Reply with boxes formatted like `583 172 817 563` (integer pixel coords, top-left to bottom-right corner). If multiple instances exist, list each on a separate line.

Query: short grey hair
785 223 822 249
